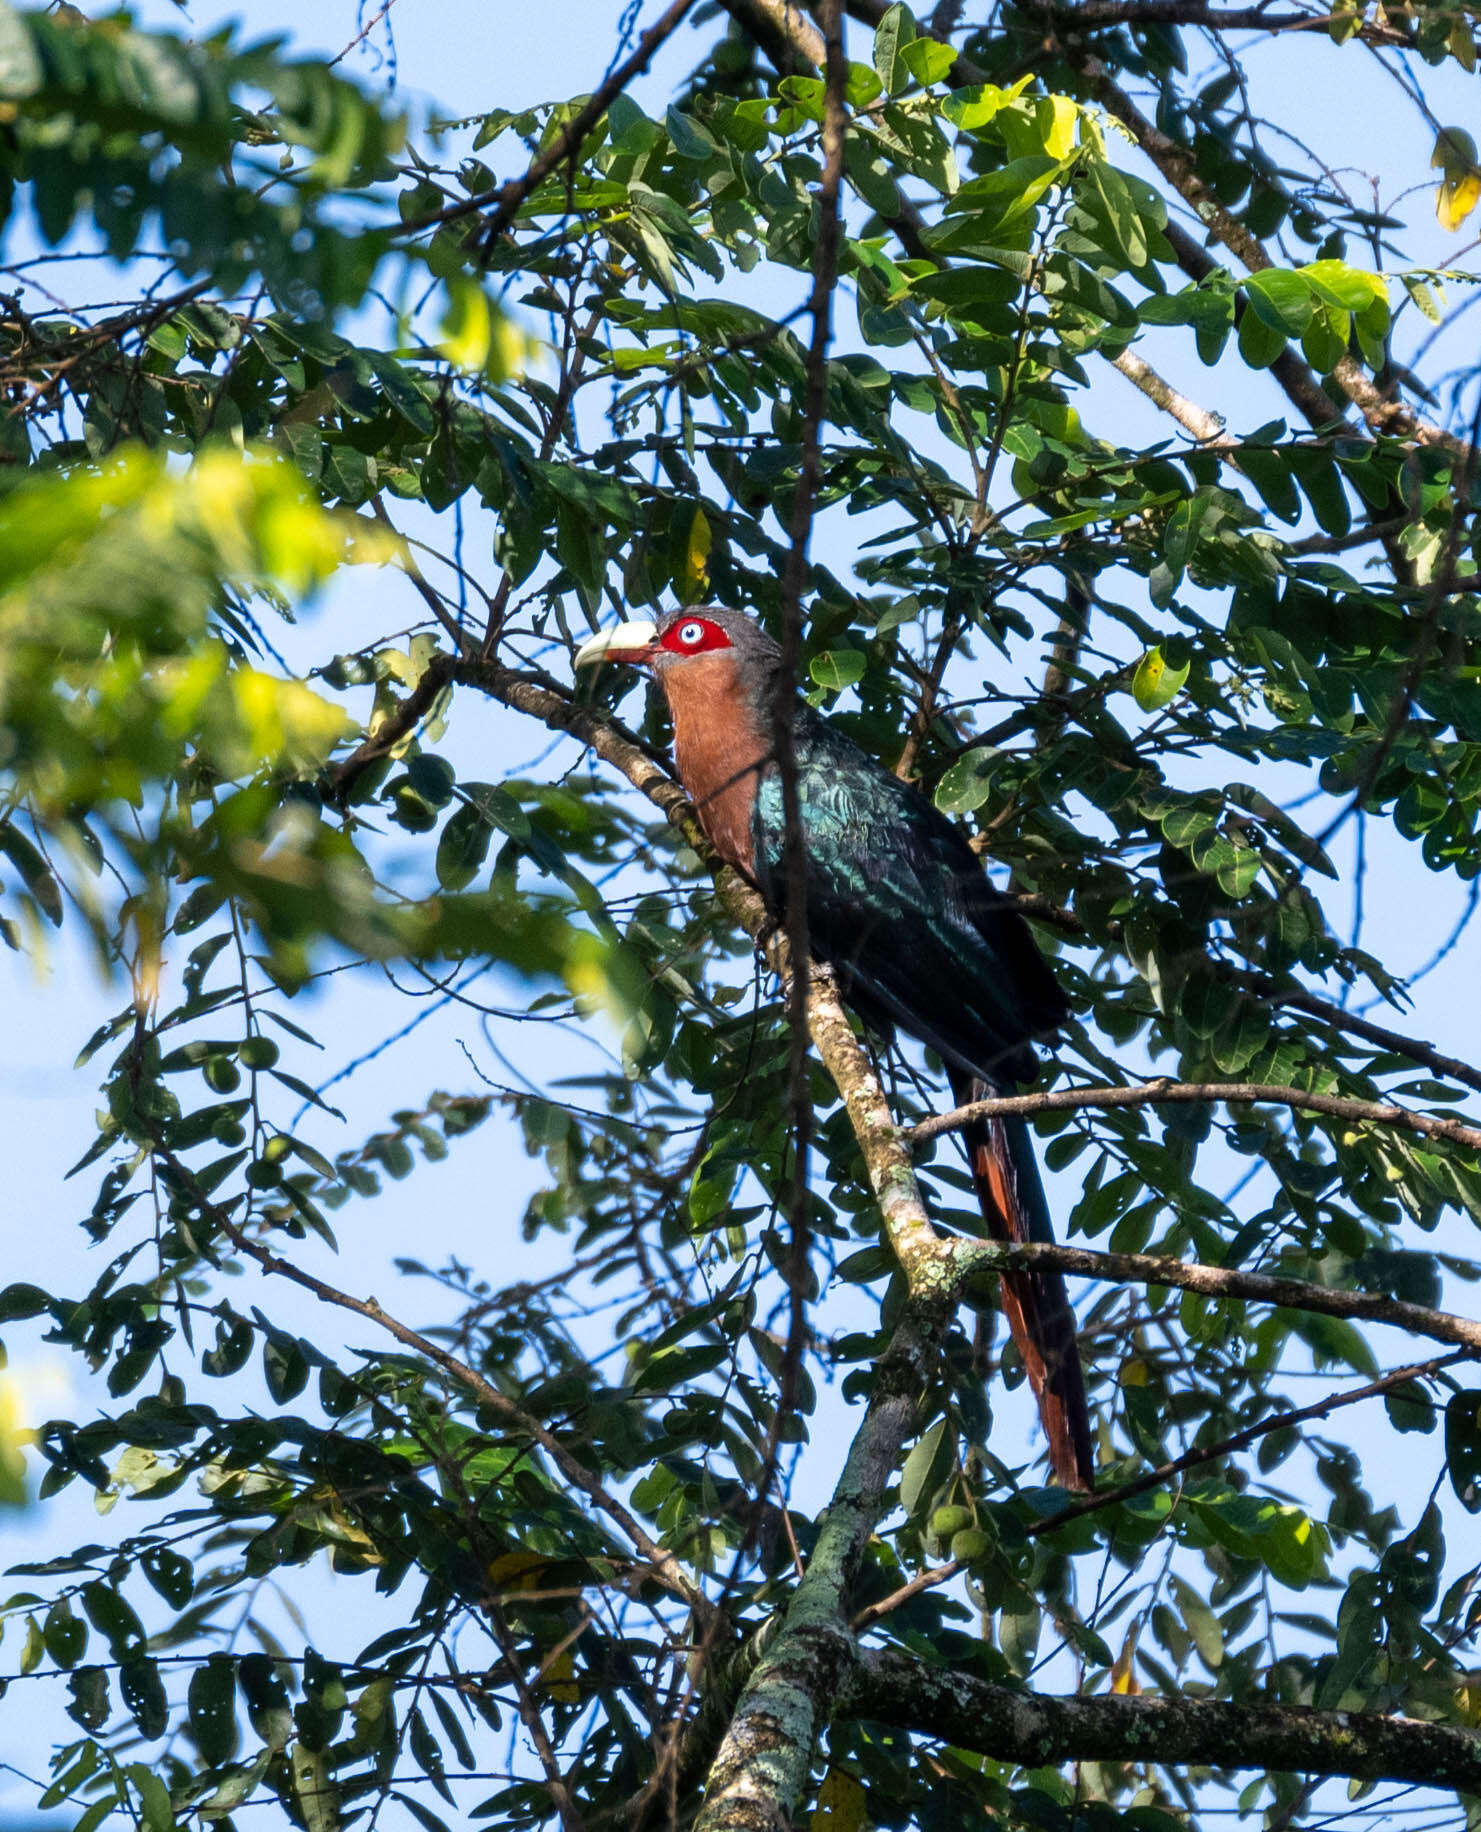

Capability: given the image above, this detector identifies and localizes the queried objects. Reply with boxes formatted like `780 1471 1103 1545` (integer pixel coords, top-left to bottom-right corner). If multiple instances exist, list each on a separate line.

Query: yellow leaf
678 505 711 600
440 276 530 378
1039 94 1078 159
0 1373 34 1507
1438 170 1481 233
231 669 354 773
1431 127 1481 231
488 1549 556 1591
537 1650 580 1704
1430 127 1477 177
1110 1626 1141 1695
812 1767 867 1832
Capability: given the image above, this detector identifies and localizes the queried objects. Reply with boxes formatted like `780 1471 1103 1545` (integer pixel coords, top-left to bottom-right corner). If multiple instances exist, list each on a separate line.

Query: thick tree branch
843 1651 1481 1791
448 660 967 1832
1042 1 1409 41
716 0 827 69
911 1075 1481 1159
693 1308 943 1832
325 648 458 804
947 1236 1481 1356
1109 347 1229 444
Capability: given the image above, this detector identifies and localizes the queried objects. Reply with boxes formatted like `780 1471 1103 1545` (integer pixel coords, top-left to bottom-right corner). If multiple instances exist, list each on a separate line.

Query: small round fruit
930 1504 973 1540
951 1527 993 1565
239 1036 280 1071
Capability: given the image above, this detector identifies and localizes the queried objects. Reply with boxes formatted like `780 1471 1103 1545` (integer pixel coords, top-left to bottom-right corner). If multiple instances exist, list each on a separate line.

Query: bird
575 604 1094 1491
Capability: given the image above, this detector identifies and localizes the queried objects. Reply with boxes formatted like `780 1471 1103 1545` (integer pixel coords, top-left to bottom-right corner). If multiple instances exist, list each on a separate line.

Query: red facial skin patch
659 616 734 656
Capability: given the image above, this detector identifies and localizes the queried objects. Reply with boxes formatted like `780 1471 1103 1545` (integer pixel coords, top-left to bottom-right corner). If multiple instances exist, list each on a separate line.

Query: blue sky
4 1 1481 1823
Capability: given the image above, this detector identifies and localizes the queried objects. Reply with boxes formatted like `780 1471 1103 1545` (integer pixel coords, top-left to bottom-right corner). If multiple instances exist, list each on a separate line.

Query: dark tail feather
948 1069 1094 1493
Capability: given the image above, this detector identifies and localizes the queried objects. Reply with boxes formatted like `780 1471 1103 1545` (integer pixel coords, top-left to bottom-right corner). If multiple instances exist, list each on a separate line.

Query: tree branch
1073 54 1462 453
1007 892 1481 1099
911 1075 1481 1159
1042 0 1409 41
693 1308 942 1832
716 0 827 70
1109 347 1229 444
843 1650 1481 1791
947 1235 1481 1356
1037 1347 1476 1532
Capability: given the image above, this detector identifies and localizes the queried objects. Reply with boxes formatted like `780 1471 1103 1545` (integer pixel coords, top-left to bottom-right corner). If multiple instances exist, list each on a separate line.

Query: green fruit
239 1036 280 1071
951 1527 993 1565
930 1504 973 1539
203 1056 241 1093
212 1119 247 1147
245 1159 282 1189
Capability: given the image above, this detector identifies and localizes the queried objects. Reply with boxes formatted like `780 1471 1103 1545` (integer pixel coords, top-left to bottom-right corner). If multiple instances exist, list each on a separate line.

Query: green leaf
189 1656 240 1766
872 3 917 95
120 1658 168 1740
1300 259 1387 311
1446 1392 1481 1511
291 1741 340 1832
0 4 41 96
0 823 62 924
0 1282 50 1321
129 1763 176 1832
1288 445 1350 537
1384 1381 1437 1435
1084 161 1148 269
436 800 495 892
934 746 1000 814
66 1665 110 1731
80 1583 146 1659
1245 268 1315 336
1171 1573 1223 1670
141 1546 194 1609
898 36 957 86
900 1416 952 1519
808 650 866 692
1237 446 1302 524
1237 306 1288 369
262 1333 309 1404
43 1598 87 1669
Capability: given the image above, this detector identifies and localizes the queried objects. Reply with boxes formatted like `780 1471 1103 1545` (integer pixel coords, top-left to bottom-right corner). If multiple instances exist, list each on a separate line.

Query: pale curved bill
574 621 660 669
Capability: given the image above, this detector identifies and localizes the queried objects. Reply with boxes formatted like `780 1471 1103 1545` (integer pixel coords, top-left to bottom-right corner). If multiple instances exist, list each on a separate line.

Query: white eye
677 620 705 646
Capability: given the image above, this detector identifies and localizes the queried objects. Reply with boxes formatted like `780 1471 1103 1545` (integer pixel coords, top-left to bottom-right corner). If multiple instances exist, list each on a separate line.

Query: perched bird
576 605 1093 1491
